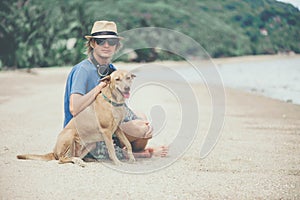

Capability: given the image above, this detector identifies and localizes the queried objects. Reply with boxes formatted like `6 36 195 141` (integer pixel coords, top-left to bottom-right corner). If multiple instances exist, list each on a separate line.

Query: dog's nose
124 86 130 92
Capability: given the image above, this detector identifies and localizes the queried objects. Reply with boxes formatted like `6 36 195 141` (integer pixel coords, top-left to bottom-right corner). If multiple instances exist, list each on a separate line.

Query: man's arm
69 82 107 117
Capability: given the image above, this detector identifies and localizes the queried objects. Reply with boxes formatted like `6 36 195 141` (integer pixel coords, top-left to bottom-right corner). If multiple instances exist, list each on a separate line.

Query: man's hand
97 75 110 91
100 75 111 84
98 81 108 89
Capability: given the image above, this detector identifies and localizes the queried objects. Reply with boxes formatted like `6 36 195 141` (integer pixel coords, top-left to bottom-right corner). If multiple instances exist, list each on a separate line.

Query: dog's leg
79 143 97 159
115 127 135 163
55 131 86 167
102 130 122 165
59 156 86 167
80 143 99 162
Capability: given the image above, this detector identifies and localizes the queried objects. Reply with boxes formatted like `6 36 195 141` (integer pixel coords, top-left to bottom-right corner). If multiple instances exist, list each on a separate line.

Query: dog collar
102 93 125 107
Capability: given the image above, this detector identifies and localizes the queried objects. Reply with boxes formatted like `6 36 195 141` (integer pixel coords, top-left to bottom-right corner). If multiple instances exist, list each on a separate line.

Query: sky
276 0 300 9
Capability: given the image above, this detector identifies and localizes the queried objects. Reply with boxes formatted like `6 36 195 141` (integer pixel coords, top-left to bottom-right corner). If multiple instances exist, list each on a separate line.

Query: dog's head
102 70 136 99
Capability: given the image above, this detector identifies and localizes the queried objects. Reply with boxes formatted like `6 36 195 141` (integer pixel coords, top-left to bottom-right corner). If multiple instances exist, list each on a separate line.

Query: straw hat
85 20 123 40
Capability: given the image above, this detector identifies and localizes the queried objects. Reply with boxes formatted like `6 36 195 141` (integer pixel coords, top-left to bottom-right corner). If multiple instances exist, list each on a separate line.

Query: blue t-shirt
63 59 116 127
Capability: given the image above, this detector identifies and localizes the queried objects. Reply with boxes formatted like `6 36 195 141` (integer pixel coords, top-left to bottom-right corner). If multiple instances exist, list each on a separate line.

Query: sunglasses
94 38 119 46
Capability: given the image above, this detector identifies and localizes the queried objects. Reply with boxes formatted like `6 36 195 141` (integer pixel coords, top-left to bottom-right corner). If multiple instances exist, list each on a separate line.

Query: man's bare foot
146 146 168 157
123 146 168 158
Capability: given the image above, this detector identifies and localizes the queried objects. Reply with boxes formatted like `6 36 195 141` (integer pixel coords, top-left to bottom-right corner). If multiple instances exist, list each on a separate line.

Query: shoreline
1 53 299 70
118 54 300 106
1 54 300 107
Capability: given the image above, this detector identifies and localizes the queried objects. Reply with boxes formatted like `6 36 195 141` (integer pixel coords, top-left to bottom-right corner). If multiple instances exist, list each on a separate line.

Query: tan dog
17 70 136 166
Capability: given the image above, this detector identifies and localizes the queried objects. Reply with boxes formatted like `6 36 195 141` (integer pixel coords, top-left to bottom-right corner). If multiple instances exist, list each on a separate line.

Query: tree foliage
0 0 299 69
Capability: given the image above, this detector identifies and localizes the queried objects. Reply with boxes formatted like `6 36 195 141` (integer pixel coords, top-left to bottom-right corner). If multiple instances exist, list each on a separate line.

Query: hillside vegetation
0 0 299 68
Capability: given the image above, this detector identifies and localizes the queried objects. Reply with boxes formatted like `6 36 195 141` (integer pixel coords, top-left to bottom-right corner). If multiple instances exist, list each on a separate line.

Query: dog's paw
127 153 135 163
128 156 135 163
72 158 86 168
112 159 123 166
128 158 135 163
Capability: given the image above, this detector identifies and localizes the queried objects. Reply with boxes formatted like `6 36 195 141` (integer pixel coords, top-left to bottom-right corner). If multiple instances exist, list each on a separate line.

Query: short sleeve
71 66 89 95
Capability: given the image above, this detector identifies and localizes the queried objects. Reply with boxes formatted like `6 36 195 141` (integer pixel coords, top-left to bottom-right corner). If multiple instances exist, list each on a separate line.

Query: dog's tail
17 153 56 161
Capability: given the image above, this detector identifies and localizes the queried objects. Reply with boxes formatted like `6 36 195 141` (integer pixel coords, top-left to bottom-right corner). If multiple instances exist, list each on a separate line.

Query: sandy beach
0 55 299 199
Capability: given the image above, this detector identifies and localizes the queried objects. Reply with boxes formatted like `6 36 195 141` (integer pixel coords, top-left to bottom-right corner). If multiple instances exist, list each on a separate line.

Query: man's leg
120 122 168 157
119 107 168 157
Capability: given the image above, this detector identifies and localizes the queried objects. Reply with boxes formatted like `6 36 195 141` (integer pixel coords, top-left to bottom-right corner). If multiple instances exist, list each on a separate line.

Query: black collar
102 93 125 107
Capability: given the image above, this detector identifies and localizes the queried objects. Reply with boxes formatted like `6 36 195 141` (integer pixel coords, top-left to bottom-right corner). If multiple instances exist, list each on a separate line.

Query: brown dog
17 70 136 166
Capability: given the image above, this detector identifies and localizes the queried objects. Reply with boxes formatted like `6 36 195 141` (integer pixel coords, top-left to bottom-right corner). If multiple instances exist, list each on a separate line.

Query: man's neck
92 51 110 66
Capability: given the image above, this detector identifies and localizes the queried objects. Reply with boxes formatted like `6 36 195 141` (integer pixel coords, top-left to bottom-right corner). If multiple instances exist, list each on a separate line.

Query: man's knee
131 138 148 152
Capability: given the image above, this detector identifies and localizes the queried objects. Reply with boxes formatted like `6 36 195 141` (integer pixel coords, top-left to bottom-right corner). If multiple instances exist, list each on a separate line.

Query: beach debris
1 146 9 154
282 114 286 118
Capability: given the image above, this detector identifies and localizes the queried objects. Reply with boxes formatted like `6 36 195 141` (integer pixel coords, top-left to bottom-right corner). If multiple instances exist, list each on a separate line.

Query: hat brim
85 35 123 40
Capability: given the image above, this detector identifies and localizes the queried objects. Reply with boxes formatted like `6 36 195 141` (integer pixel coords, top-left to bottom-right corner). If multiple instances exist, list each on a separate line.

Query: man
63 20 167 160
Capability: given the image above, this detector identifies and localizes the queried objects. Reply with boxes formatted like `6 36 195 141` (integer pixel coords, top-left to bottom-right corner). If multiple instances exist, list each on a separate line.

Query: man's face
93 38 119 59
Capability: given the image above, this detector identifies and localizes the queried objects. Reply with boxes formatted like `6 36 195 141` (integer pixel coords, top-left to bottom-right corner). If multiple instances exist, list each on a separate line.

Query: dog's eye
115 77 120 81
126 76 131 80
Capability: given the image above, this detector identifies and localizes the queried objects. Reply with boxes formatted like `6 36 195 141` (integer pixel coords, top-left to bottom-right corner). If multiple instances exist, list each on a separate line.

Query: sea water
218 56 300 105
130 56 300 105
175 56 300 105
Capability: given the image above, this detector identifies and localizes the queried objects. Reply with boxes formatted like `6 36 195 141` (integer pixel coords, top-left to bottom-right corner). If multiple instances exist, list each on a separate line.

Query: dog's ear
131 73 136 79
100 75 111 83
